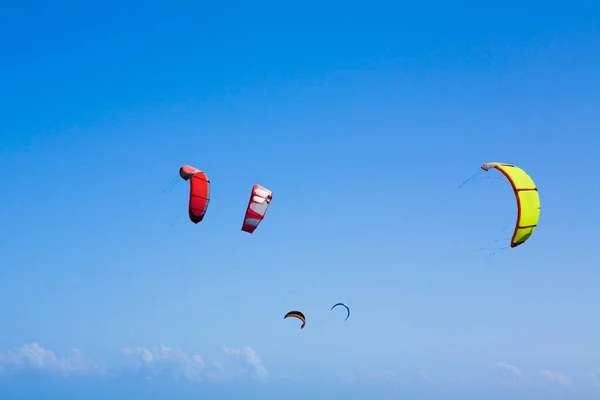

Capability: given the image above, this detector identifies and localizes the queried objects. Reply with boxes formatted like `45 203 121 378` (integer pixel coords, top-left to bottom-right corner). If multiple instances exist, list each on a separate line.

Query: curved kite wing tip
481 162 514 171
179 165 198 180
481 162 498 171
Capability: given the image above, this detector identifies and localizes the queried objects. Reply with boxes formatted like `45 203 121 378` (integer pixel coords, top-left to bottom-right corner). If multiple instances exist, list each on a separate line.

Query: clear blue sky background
1 0 599 398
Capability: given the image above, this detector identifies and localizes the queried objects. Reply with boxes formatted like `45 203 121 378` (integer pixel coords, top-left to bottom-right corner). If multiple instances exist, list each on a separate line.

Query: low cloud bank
0 342 267 382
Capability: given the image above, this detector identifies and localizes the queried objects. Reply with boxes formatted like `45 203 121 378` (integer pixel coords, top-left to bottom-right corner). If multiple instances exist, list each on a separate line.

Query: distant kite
179 165 210 223
331 303 350 321
284 310 305 329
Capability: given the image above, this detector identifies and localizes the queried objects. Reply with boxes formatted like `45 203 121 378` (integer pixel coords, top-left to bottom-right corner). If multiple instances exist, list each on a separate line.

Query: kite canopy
284 310 306 329
331 303 350 321
179 165 210 224
481 162 540 247
241 184 272 234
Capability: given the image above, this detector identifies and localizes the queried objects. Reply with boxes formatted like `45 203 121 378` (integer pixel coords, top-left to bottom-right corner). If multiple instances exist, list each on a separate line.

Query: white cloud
340 367 397 385
412 371 434 384
589 369 600 386
0 342 589 392
495 362 522 383
0 342 104 376
118 344 267 382
120 345 205 381
221 345 268 381
539 369 572 387
0 342 267 383
405 363 570 390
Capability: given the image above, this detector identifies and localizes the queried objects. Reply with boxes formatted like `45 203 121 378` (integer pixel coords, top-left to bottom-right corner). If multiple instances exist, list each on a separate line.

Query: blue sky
1 0 599 398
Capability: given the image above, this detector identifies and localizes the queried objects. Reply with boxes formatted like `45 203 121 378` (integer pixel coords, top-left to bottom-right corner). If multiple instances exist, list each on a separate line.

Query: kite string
476 225 510 255
494 225 508 242
457 170 505 190
477 246 509 257
488 247 509 257
458 170 513 257
170 215 191 232
160 176 180 195
457 170 483 189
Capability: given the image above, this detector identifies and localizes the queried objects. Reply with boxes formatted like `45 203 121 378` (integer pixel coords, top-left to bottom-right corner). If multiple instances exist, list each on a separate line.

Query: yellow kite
481 162 540 247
